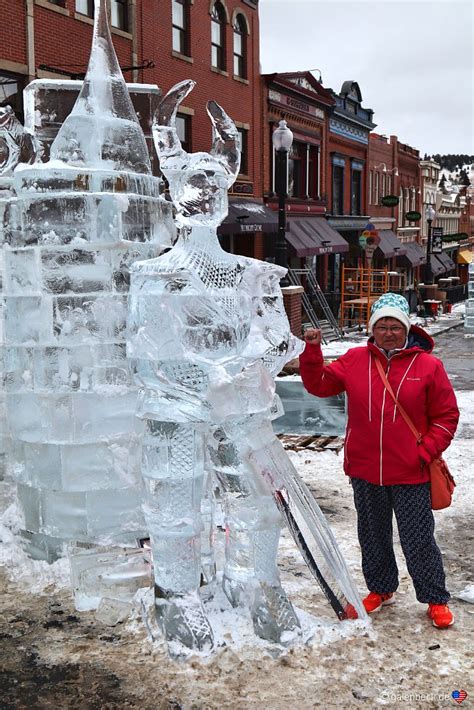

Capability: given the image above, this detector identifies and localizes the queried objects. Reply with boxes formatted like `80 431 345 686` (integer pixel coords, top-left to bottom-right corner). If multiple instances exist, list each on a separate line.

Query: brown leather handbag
375 358 455 510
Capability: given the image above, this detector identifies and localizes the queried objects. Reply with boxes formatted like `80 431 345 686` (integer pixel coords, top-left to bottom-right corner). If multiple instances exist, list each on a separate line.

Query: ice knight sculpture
128 81 367 656
127 80 301 652
3 0 174 573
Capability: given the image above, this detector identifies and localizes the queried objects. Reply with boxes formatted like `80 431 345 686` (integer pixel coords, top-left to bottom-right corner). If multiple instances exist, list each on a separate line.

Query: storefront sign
231 181 254 195
381 195 399 207
432 227 444 253
268 91 325 120
405 211 421 222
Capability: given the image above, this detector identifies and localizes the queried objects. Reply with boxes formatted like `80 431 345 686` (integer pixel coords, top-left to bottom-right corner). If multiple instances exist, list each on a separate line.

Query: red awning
285 217 349 257
398 241 426 267
375 230 407 259
218 198 279 235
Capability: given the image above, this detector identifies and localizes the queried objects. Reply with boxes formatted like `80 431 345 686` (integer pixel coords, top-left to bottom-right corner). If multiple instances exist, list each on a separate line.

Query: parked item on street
299 292 460 627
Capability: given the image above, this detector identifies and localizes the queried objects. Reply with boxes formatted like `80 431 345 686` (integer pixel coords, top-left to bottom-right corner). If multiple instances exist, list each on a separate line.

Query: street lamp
425 204 436 285
272 120 293 274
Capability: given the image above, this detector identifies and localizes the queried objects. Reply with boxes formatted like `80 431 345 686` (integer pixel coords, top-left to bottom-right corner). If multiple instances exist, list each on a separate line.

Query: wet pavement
431 323 473 391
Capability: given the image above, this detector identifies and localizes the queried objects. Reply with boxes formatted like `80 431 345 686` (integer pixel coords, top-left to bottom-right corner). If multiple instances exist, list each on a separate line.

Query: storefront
218 197 279 258
457 248 473 285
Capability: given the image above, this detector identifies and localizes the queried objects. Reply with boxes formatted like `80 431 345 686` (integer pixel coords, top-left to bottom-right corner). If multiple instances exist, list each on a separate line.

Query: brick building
368 133 425 292
326 82 375 270
262 72 349 295
0 0 275 259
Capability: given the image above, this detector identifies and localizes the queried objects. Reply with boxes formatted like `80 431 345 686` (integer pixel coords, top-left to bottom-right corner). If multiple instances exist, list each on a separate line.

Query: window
172 0 189 55
237 127 248 174
369 171 373 205
111 0 128 31
306 145 319 199
351 170 361 215
387 174 392 195
404 187 410 224
381 172 386 198
211 2 226 70
0 72 23 117
332 165 344 215
233 14 247 78
76 0 94 16
288 142 304 198
176 114 191 153
374 172 379 205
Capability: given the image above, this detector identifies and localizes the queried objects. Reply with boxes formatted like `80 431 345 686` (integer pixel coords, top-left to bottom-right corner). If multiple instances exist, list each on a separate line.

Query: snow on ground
0 318 471 707
1 377 472 708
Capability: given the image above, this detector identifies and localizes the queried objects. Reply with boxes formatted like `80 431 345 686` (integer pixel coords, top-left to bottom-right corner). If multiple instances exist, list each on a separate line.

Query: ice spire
50 0 151 173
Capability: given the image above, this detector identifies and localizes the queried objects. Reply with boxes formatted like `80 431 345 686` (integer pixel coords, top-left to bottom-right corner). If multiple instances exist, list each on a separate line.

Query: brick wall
282 285 304 337
1 0 262 199
368 132 397 222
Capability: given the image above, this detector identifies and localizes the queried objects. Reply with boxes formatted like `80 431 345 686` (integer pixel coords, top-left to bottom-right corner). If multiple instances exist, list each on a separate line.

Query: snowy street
1 318 472 709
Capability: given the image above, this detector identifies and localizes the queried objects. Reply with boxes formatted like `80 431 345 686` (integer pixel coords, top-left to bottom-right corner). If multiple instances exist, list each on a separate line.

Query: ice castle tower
3 0 174 561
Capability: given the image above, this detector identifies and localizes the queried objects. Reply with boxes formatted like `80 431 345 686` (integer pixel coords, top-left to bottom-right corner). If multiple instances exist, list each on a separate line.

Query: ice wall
3 0 174 561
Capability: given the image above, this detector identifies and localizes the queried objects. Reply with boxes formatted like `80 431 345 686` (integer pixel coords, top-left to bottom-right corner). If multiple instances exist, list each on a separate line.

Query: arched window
172 0 190 55
211 2 226 70
233 14 247 78
404 187 410 225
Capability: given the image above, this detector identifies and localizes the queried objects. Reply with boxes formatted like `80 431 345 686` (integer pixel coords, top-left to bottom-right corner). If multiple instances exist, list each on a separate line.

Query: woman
299 293 459 628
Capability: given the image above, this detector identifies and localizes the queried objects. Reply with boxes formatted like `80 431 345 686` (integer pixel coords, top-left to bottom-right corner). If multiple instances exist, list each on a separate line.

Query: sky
259 0 474 157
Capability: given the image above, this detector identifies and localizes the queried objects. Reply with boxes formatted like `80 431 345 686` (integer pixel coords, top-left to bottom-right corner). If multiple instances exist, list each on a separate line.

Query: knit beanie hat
368 292 411 334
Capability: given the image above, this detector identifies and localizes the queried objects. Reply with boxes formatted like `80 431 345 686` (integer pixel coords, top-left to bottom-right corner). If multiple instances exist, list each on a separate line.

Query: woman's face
372 317 407 351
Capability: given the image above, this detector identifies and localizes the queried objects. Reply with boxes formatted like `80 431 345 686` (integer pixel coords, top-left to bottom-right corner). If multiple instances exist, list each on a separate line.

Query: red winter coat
299 326 459 486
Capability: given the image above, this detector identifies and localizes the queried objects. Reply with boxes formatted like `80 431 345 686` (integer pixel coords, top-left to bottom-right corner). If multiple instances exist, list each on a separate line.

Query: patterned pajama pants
351 478 450 604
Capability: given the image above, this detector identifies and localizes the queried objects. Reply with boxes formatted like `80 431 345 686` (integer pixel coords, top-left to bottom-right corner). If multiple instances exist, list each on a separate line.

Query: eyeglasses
374 326 405 334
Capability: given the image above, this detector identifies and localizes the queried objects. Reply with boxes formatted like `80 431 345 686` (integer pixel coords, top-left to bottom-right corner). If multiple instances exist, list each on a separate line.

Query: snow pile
129 583 371 661
0 486 70 593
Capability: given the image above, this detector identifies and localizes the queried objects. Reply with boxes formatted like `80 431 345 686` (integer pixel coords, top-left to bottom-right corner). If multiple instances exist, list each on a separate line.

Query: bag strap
374 357 422 444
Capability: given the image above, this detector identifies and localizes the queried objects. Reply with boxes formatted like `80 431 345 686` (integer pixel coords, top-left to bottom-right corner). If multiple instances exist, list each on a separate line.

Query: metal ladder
288 268 344 343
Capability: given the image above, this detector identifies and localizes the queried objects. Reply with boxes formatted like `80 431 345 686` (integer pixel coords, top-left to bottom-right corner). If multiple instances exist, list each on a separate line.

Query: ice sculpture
128 81 366 655
3 0 174 567
0 106 38 478
0 106 39 174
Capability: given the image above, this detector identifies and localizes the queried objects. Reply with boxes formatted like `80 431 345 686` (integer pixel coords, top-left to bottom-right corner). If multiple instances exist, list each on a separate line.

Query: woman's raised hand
304 328 322 345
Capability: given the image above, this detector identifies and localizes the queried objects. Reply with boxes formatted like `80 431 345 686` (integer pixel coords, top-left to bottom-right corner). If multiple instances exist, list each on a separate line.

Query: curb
429 320 465 337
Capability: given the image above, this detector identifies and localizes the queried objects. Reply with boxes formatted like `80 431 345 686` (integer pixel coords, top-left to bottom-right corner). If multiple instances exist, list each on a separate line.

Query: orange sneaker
362 592 395 614
427 604 454 628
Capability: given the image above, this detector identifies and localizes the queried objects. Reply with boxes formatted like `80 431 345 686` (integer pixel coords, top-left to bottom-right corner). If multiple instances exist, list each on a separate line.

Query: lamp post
272 120 293 276
425 204 436 285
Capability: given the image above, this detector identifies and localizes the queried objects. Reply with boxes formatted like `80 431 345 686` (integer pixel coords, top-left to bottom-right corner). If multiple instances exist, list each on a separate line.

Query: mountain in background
424 153 474 174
